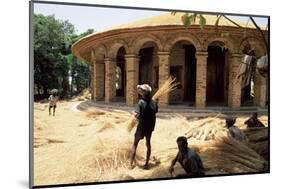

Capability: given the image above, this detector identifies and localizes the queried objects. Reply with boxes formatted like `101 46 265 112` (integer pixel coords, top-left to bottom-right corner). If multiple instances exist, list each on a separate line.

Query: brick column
228 53 242 108
158 52 170 107
89 64 94 99
254 73 267 107
104 58 116 103
93 60 105 101
125 54 139 106
195 51 208 108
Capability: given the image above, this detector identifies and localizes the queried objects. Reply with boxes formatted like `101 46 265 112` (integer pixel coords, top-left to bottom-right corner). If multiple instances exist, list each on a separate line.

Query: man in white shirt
48 93 59 116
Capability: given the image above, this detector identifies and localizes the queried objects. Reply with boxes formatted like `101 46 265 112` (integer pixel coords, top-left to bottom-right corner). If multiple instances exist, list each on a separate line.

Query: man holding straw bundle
129 84 158 170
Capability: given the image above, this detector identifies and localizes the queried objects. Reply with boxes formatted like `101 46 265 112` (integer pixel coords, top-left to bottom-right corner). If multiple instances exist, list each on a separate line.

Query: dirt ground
33 100 269 186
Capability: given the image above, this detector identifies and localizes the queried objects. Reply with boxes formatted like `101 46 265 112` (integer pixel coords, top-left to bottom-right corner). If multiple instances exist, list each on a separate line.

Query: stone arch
239 37 267 57
130 34 163 54
203 34 238 53
163 32 202 52
107 39 129 58
93 44 108 60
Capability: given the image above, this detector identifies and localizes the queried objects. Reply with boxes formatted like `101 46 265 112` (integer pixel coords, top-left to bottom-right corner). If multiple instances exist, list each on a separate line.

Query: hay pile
244 127 269 160
72 89 92 101
34 99 268 185
75 113 150 182
184 117 228 141
213 136 267 171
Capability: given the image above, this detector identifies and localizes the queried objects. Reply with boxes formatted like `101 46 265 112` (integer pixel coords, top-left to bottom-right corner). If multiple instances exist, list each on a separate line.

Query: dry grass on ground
34 101 268 186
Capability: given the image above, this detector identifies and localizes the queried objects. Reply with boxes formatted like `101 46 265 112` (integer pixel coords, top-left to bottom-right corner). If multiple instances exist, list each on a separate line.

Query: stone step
76 100 268 116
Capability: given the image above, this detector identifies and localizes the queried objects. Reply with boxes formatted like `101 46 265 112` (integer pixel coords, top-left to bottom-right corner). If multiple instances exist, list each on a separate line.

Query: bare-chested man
244 112 265 128
169 136 204 177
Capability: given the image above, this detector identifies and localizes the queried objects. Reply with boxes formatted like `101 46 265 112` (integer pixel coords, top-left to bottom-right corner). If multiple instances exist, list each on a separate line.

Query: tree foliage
34 14 93 99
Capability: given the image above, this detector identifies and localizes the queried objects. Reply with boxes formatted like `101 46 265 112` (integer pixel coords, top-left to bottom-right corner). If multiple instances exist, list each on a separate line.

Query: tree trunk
43 85 48 97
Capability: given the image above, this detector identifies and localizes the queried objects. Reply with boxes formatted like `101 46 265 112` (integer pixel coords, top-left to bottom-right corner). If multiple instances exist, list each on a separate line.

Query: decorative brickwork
195 51 208 108
158 52 170 107
93 60 105 101
254 73 267 107
72 14 268 108
228 53 242 108
105 58 116 103
125 54 139 106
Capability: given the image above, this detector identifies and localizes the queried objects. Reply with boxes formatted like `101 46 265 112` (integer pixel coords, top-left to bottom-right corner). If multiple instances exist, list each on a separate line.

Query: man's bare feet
143 164 149 170
128 164 135 170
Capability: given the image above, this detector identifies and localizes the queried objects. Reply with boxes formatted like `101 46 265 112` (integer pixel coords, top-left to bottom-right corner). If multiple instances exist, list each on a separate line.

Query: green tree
68 29 94 95
34 14 75 98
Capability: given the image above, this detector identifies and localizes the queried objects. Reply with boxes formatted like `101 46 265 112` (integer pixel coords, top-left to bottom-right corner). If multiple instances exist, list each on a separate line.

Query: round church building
72 13 268 108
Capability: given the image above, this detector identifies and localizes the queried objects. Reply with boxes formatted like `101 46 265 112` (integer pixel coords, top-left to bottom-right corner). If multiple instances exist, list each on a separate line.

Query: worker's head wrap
137 84 152 100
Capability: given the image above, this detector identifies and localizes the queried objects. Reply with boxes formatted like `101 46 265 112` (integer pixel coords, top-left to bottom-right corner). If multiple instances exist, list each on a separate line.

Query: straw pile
212 136 268 171
127 76 179 132
244 127 269 160
85 109 107 117
34 99 269 185
184 117 228 141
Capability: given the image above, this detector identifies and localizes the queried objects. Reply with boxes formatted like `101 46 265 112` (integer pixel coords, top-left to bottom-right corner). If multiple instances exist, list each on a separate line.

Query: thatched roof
107 13 261 31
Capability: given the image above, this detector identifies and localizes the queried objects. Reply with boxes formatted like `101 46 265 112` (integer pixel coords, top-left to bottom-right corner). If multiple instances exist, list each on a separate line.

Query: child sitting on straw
226 117 246 141
129 84 158 170
169 136 204 177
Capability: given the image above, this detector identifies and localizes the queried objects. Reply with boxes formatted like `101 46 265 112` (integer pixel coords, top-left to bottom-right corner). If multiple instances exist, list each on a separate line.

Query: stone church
72 13 268 108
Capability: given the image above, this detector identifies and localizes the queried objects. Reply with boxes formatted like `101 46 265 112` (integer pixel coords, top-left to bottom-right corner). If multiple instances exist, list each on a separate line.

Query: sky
34 2 268 34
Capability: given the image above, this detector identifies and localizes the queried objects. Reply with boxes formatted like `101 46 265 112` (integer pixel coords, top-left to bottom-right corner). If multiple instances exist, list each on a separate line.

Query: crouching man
169 136 204 177
244 112 265 128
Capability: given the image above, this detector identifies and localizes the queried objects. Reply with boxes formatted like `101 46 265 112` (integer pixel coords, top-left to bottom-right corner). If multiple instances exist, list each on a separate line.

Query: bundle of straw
127 116 138 132
127 76 179 132
152 76 179 100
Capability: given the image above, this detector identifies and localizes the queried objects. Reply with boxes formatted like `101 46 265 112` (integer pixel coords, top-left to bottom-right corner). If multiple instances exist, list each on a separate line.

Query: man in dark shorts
48 93 59 116
129 84 158 170
244 112 265 128
169 136 204 177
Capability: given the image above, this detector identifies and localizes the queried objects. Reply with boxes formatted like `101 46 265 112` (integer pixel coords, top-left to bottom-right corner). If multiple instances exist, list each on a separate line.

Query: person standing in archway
129 84 158 170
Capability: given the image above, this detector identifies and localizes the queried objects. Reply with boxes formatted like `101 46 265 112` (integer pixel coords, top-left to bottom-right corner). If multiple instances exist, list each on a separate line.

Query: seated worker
226 117 246 141
244 112 265 128
169 136 204 177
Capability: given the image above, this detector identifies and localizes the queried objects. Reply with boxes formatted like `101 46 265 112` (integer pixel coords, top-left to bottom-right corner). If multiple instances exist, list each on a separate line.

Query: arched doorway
206 43 228 105
170 41 196 105
116 47 126 98
138 42 159 92
184 44 196 103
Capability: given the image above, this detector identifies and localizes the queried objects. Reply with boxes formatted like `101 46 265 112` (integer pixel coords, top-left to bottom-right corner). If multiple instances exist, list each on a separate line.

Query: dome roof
107 12 259 30
72 12 267 62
